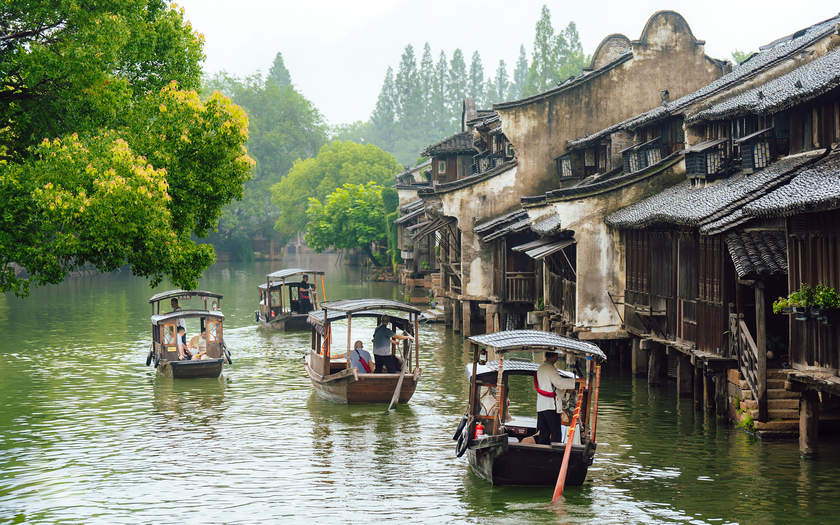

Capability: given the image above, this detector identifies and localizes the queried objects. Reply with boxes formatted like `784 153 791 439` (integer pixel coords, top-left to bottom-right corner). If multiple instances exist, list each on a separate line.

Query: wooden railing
730 312 767 420
505 273 536 303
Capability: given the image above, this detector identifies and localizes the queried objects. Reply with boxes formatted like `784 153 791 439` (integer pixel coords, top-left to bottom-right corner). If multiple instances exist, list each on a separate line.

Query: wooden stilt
800 390 819 456
647 344 663 386
694 363 704 410
677 355 693 397
631 337 646 377
462 301 472 337
453 300 462 333
715 372 728 416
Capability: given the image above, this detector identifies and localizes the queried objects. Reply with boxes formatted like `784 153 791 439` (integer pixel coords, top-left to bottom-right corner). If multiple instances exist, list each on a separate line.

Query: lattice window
208 321 222 343
162 324 176 345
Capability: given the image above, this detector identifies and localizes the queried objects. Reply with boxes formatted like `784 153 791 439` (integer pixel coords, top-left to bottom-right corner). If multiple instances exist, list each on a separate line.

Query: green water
1 254 838 524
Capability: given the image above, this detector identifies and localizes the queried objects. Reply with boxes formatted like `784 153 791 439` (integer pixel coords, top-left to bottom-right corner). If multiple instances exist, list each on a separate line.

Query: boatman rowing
535 351 576 445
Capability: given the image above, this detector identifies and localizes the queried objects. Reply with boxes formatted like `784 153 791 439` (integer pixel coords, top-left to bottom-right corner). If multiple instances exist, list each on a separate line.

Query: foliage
0 1 253 296
271 141 401 238
772 284 840 313
522 7 589 97
201 67 328 257
305 182 389 266
814 285 840 308
737 411 754 431
731 50 754 66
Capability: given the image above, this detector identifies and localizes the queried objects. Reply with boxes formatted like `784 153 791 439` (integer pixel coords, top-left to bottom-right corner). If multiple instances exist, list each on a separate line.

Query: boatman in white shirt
535 351 576 445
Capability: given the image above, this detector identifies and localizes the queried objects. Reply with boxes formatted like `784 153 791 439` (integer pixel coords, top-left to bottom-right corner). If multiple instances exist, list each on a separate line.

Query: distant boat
454 330 606 487
146 290 231 379
255 268 327 332
304 298 421 405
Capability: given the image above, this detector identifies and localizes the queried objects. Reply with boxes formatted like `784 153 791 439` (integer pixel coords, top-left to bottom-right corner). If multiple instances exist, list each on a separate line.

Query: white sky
175 0 836 127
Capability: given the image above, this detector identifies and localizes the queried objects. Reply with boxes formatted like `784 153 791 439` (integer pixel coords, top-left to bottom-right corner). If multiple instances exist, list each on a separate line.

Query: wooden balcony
505 272 536 303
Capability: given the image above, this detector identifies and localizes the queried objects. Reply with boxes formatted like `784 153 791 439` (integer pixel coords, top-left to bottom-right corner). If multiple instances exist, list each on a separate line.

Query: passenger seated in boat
349 341 372 373
170 298 186 344
176 326 192 361
535 351 576 445
189 329 209 360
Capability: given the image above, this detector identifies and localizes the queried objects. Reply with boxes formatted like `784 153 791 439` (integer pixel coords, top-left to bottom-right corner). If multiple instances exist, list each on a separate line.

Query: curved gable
632 10 705 52
584 34 631 72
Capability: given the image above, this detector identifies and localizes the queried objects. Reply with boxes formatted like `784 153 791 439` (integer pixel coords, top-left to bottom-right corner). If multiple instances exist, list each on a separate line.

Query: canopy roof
468 330 606 361
465 359 577 381
308 309 413 328
151 310 225 325
318 298 421 315
149 290 223 304
266 268 325 279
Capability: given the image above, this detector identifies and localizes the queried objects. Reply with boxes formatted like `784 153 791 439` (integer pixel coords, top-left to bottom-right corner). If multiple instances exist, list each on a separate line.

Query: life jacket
533 372 556 398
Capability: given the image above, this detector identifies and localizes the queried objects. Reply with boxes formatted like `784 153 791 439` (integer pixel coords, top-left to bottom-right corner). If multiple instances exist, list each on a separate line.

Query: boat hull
304 361 419 405
258 312 310 332
468 436 595 486
158 358 224 379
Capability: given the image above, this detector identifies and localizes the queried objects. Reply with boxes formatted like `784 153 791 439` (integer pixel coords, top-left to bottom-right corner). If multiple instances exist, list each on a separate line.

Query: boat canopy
468 330 607 362
307 308 412 327
465 359 577 381
151 310 225 325
266 268 325 280
318 298 421 315
149 289 223 304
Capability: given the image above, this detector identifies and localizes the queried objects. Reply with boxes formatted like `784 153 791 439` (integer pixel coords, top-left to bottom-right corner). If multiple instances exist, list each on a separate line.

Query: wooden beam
755 282 768 422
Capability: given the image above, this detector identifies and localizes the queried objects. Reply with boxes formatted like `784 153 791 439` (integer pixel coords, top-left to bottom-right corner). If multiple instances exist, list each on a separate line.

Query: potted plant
813 284 840 324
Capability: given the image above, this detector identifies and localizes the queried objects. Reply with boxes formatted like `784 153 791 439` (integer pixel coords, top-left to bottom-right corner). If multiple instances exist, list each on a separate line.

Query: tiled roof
566 14 840 149
687 47 840 124
530 213 563 236
745 149 840 217
605 151 821 230
418 159 517 196
474 209 530 242
421 131 476 157
522 153 682 207
724 230 788 279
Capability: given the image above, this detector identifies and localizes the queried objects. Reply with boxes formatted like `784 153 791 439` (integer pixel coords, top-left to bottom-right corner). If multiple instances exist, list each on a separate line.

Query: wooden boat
255 268 327 331
454 330 606 487
304 298 421 405
146 290 232 379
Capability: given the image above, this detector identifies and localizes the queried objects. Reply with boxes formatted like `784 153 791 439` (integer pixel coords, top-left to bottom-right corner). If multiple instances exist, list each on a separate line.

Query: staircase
738 369 799 438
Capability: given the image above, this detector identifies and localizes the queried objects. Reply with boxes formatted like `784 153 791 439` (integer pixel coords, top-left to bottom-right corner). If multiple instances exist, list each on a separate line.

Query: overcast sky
175 0 836 127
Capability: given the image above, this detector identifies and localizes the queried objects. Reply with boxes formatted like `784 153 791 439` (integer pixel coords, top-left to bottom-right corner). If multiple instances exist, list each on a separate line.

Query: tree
305 182 389 265
270 141 401 239
370 67 398 153
511 45 530 100
432 50 452 134
267 52 292 87
0 1 252 296
488 60 510 105
202 70 328 259
731 50 754 65
556 22 588 81
448 49 468 116
468 51 485 106
419 43 435 122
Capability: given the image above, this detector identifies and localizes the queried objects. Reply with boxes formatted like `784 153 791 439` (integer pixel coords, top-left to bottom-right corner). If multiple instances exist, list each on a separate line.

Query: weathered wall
397 187 419 208
496 11 726 197
438 165 520 298
526 159 687 333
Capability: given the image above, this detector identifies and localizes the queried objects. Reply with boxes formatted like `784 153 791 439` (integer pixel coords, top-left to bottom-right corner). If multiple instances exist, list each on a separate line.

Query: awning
394 207 425 224
512 237 575 259
412 217 455 239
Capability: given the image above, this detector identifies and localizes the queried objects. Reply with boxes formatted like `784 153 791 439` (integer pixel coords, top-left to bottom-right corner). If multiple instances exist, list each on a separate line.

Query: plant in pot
773 284 813 320
813 285 840 324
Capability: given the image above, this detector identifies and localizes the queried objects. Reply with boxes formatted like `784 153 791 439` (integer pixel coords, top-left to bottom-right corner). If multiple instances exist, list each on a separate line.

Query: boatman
372 315 414 373
535 351 576 445
298 275 313 313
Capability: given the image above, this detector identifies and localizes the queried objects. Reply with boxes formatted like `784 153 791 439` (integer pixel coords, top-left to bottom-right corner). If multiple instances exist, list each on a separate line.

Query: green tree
524 5 558 97
370 67 398 153
0 1 252 296
202 69 327 259
304 182 389 266
271 141 401 239
267 52 293 87
488 59 510 104
448 49 468 116
511 45 529 100
556 22 588 81
419 43 435 123
468 51 485 106
432 50 452 134
731 49 754 65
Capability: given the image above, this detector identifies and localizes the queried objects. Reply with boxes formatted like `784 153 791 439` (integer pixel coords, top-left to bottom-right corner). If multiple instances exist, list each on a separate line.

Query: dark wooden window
699 235 723 304
556 155 574 178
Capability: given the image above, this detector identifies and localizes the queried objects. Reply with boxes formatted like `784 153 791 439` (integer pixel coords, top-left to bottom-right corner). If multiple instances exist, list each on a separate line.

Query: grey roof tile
724 230 788 279
421 131 476 157
745 149 840 217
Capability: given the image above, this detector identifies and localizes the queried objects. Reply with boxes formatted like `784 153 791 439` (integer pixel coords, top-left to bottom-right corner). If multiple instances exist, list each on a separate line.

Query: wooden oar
387 339 412 411
552 386 585 502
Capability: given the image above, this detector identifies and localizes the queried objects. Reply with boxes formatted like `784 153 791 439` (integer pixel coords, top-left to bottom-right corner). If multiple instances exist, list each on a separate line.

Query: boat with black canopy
304 298 421 405
255 268 327 331
453 330 606 487
146 290 232 379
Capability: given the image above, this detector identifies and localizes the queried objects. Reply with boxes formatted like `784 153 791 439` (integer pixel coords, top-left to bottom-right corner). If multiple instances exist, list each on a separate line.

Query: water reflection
3 255 840 523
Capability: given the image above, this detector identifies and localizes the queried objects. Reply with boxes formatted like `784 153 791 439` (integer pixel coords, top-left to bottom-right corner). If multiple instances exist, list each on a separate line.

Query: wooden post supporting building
800 390 819 456
677 354 693 397
631 338 647 377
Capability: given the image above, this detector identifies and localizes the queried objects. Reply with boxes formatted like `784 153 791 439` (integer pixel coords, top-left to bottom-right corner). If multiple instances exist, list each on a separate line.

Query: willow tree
0 1 253 296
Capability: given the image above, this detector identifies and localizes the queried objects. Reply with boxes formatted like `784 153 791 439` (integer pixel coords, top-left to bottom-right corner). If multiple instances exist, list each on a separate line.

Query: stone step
740 389 753 401
768 388 798 399
767 378 787 389
741 398 798 410
753 420 799 431
750 409 799 420
767 369 788 380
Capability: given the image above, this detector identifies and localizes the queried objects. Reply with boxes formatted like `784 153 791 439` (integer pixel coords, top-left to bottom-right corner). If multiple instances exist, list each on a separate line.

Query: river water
1 254 839 524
